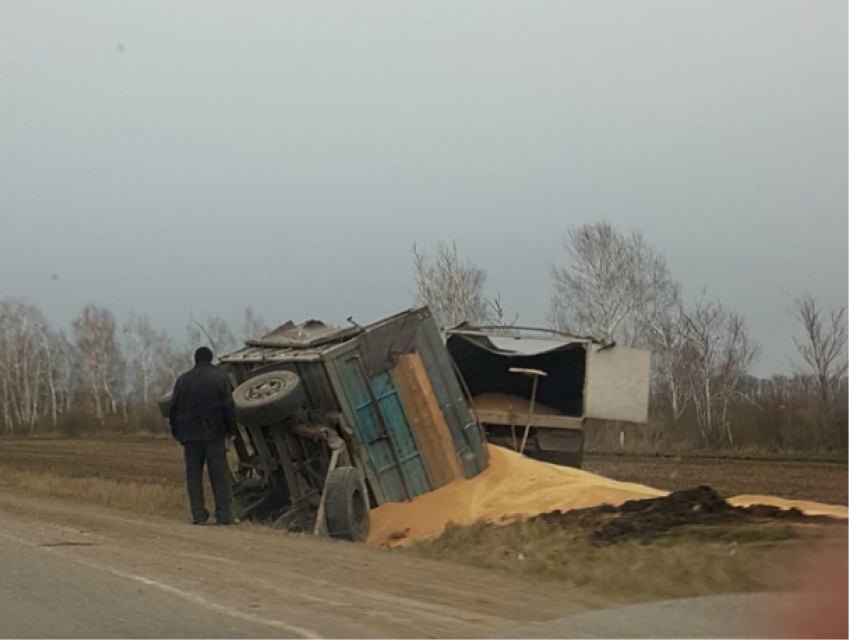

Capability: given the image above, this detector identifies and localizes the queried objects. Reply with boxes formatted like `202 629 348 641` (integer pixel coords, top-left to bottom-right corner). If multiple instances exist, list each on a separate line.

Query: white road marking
0 531 322 639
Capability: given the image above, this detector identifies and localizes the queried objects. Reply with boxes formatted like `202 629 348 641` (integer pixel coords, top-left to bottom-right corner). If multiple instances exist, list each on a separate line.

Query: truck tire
233 371 306 427
324 467 370 543
534 448 584 469
532 428 585 469
157 392 172 419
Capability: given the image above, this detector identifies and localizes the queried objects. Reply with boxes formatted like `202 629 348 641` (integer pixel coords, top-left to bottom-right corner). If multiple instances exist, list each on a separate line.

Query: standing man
169 346 238 525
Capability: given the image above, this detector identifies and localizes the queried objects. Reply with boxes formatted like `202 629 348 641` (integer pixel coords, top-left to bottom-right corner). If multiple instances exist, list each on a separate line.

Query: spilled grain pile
728 495 848 519
367 445 848 547
368 445 665 547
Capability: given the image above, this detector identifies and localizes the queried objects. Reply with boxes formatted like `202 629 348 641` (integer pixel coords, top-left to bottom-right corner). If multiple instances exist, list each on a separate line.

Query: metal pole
519 375 539 453
508 367 548 456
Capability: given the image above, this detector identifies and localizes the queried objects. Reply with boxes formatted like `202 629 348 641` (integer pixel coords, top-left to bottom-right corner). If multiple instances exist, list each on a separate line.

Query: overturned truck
445 325 651 468
162 308 488 542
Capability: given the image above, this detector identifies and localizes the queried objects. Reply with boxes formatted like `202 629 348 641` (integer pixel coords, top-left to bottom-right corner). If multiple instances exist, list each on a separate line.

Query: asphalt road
1 490 842 639
0 490 598 639
500 593 826 639
0 534 287 639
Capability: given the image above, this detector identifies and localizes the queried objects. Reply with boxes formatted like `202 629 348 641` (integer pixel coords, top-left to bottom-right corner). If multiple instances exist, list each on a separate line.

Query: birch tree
548 222 677 345
34 316 59 428
412 242 488 327
0 299 51 433
73 304 125 422
124 314 172 404
646 299 691 423
679 296 760 447
51 331 78 413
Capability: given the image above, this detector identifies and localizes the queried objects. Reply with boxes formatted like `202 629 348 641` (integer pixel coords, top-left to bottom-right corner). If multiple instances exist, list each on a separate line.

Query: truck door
583 344 651 424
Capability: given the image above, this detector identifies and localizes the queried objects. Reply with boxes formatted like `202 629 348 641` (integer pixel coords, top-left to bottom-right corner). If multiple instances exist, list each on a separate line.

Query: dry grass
0 466 188 519
404 518 831 603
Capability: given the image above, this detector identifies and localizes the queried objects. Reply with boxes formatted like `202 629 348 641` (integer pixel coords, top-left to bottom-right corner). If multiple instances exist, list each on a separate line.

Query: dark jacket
169 362 238 443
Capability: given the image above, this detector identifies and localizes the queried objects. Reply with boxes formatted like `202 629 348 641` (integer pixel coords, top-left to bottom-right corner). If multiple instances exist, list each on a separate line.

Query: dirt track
0 490 605 638
584 453 848 506
1 438 845 505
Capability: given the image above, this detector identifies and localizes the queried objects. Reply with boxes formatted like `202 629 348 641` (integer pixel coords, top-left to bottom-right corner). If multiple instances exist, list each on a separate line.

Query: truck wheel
534 448 584 469
324 467 370 543
233 371 306 427
157 392 172 419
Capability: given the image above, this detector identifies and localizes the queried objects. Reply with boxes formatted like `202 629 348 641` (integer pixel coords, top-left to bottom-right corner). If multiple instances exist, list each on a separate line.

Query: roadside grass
403 518 824 603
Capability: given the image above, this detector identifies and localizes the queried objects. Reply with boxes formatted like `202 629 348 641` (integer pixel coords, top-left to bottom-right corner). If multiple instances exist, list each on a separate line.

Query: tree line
413 223 847 453
0 302 269 436
1 221 845 452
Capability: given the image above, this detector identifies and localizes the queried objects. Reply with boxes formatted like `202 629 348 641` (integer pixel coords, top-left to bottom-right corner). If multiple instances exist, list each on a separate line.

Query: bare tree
483 294 520 334
0 298 51 433
51 331 78 413
73 304 125 421
791 293 848 449
679 295 760 447
646 298 691 424
188 314 237 357
412 242 488 327
548 222 678 345
156 334 192 394
124 314 172 405
243 307 270 341
33 316 60 428
792 292 847 408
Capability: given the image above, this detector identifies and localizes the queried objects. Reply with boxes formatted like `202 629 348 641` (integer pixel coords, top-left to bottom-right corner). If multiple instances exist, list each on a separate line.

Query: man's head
194 346 214 364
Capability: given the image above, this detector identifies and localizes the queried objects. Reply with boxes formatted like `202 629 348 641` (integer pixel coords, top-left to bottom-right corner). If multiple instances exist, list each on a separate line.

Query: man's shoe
215 518 240 526
192 509 210 525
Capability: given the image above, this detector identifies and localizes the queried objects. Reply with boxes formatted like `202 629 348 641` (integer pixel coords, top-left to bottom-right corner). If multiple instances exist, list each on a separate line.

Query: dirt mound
533 486 839 545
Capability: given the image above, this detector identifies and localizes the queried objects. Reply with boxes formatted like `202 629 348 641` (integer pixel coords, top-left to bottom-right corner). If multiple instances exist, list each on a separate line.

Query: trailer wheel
156 392 172 419
233 371 306 427
324 467 370 543
533 448 584 469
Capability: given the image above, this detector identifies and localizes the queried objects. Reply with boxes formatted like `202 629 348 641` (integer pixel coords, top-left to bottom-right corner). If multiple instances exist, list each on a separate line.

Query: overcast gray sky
1 0 846 376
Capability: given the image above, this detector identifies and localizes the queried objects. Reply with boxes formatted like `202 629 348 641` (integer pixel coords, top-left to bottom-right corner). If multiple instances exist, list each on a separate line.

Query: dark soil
534 486 845 545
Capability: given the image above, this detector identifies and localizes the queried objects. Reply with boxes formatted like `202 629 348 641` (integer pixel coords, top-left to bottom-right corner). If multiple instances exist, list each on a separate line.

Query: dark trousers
182 438 232 524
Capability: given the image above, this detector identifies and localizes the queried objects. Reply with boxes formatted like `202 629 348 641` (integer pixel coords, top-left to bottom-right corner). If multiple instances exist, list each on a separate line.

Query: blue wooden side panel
373 371 432 495
323 352 388 506
415 313 488 478
335 353 431 502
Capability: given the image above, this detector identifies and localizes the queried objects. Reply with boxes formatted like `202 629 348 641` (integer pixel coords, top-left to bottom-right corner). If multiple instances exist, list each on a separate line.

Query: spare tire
157 392 172 419
233 371 306 427
324 466 370 543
